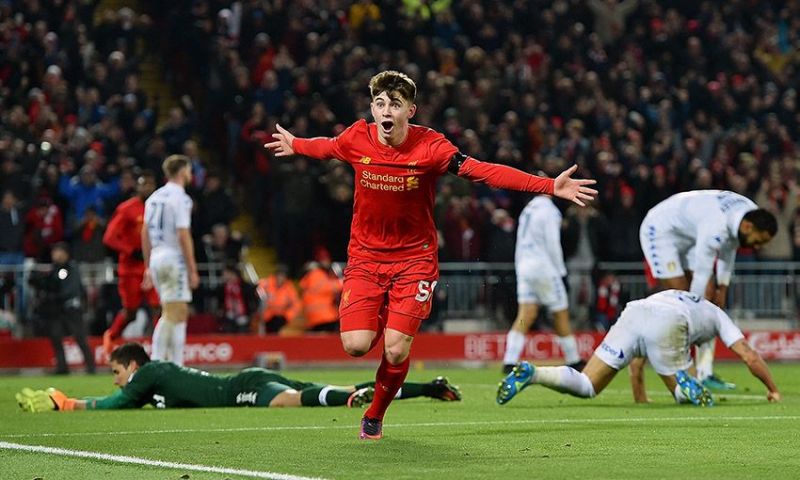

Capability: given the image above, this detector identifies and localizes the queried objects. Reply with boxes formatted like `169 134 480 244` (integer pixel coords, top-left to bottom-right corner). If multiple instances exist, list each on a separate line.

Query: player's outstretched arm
454 156 597 206
553 165 598 207
730 340 781 402
264 123 344 160
264 124 297 157
16 388 87 412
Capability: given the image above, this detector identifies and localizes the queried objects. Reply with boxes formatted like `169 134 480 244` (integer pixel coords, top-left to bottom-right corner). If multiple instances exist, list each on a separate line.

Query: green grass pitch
1 363 798 480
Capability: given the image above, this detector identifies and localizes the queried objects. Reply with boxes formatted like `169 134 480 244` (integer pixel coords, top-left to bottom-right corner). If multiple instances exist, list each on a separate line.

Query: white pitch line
1 415 798 440
0 441 327 480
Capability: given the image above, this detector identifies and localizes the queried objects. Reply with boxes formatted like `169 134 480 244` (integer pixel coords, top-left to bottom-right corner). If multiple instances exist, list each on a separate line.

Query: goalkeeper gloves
16 388 55 412
15 387 77 412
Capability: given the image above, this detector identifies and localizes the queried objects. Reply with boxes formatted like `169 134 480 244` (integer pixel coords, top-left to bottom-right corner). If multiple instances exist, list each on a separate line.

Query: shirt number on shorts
415 280 438 302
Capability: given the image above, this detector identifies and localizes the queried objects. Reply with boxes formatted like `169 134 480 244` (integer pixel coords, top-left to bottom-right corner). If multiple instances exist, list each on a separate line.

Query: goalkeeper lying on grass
16 342 461 412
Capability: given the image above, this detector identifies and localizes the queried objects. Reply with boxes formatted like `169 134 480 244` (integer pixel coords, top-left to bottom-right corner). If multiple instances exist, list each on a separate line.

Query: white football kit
595 290 745 375
639 190 756 294
145 182 193 303
515 196 568 311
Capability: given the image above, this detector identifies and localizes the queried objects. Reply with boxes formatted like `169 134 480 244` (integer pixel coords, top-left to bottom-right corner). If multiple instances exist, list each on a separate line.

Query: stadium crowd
2 0 800 337
150 0 800 267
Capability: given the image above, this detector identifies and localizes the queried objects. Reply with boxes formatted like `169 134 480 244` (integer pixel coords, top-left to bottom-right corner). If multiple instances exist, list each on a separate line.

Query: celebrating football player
266 70 597 439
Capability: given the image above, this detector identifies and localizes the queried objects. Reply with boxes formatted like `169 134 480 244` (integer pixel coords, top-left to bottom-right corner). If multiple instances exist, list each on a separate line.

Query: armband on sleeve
448 152 469 175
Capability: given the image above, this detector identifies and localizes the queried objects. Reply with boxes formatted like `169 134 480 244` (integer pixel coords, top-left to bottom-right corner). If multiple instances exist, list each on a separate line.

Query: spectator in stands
298 250 342 333
201 223 244 265
216 263 259 334
196 172 237 236
756 177 798 261
607 185 642 262
159 99 195 154
0 191 25 264
183 140 206 193
71 206 106 263
273 157 317 275
0 190 25 316
593 269 622 331
23 196 64 262
483 208 516 263
257 264 301 334
58 164 120 231
587 0 639 46
443 196 484 261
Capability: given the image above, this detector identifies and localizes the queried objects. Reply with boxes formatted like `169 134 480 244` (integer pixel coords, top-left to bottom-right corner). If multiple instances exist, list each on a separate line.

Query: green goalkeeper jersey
86 362 311 409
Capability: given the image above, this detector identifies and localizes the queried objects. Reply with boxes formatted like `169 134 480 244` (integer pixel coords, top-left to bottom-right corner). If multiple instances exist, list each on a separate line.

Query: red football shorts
118 274 160 309
339 255 439 337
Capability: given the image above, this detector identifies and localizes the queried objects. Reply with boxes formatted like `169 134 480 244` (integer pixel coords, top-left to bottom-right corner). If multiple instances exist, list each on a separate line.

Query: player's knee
341 337 370 357
383 345 409 365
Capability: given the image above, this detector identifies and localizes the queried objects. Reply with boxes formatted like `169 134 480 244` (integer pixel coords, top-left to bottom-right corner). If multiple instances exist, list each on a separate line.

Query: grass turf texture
1 363 798 480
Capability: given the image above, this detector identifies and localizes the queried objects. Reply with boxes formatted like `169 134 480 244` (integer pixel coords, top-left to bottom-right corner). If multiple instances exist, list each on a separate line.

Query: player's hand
189 269 200 289
767 391 782 403
47 388 77 411
264 124 296 157
16 388 56 412
553 165 598 207
141 269 153 290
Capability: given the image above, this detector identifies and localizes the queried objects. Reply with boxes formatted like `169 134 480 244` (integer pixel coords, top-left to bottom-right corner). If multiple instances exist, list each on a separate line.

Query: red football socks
107 311 130 339
364 354 410 421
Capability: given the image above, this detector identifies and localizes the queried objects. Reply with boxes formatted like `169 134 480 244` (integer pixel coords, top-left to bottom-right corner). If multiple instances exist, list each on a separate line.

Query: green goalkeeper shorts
231 368 324 407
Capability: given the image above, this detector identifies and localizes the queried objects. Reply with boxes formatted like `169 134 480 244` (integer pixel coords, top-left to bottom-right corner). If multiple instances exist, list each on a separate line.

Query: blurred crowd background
2 0 799 337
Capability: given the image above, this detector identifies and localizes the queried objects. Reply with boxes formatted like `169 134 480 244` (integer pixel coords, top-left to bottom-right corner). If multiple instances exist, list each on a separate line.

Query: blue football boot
496 361 535 405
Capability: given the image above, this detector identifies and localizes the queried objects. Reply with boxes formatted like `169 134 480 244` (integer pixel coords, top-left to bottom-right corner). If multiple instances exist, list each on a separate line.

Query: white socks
151 319 186 365
503 330 526 365
695 341 715 381
556 335 580 365
151 318 173 361
533 366 596 398
505 332 580 365
673 385 689 404
172 321 187 366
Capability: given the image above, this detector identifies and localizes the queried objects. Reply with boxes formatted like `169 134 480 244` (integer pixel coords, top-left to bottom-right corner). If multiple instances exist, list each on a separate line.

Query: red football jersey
103 196 146 276
294 119 554 261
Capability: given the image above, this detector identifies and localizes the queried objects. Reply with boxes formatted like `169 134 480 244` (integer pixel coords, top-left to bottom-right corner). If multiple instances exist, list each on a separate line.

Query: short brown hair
162 154 190 178
369 70 416 103
110 342 151 367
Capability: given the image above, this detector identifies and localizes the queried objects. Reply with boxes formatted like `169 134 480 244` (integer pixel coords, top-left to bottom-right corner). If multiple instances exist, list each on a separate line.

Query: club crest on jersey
360 156 372 164
667 261 677 272
341 289 351 307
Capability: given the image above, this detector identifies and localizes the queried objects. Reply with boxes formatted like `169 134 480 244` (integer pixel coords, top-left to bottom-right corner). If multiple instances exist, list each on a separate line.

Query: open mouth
380 120 394 133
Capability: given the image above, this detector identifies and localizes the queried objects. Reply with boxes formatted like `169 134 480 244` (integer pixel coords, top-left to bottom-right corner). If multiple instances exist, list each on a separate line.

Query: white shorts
516 273 568 311
149 249 192 303
640 223 694 279
594 302 692 375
